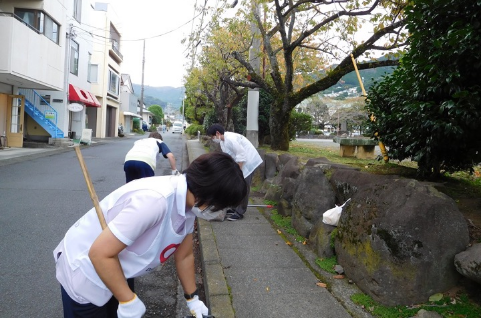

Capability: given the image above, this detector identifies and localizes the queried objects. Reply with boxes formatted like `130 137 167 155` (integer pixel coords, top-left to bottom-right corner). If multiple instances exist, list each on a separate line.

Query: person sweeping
54 152 247 317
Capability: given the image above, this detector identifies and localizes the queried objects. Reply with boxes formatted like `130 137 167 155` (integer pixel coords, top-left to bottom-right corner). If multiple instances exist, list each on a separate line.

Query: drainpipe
351 54 389 163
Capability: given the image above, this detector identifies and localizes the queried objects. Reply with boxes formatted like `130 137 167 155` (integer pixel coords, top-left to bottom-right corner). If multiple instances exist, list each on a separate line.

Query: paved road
0 132 189 317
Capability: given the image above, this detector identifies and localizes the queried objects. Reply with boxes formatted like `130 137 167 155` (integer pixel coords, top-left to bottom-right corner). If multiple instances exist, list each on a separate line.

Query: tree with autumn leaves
184 0 408 150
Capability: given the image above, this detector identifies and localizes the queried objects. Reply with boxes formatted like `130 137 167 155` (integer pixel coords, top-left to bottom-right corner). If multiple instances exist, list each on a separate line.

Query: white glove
117 294 146 318
186 295 208 318
172 169 180 176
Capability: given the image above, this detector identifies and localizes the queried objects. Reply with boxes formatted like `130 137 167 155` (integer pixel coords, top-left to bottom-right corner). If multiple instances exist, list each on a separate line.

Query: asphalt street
0 132 189 318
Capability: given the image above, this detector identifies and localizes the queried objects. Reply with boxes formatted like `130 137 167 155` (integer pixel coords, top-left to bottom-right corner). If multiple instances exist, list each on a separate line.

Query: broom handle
74 146 108 230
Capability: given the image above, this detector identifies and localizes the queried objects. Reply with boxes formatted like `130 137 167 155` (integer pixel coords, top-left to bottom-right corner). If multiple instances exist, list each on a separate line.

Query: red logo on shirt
160 243 180 263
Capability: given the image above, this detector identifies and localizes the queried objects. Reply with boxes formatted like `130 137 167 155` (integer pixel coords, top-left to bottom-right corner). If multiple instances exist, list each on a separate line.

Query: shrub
185 124 205 136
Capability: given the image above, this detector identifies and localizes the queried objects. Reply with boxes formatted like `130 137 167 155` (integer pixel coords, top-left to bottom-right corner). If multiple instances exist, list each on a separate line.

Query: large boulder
332 169 470 306
309 221 336 258
454 243 481 284
264 153 279 179
291 165 336 237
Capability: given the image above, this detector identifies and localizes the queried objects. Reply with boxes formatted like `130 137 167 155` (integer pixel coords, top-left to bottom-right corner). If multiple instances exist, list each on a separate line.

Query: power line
72 12 203 43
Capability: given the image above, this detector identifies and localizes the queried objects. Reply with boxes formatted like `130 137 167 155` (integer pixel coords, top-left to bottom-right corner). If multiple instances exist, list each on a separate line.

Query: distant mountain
323 56 397 94
132 84 185 108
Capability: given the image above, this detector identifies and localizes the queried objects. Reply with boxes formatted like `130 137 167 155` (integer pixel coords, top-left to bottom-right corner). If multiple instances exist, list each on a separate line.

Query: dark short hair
184 152 246 211
149 131 163 140
206 124 225 136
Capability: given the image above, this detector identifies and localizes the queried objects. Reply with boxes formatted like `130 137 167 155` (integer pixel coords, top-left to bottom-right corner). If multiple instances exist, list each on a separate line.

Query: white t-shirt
53 175 195 305
125 138 168 170
220 132 263 178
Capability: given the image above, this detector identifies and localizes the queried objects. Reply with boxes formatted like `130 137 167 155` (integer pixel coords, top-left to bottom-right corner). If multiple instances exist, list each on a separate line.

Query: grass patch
263 199 277 206
269 209 305 242
315 256 337 274
351 293 481 318
330 228 338 249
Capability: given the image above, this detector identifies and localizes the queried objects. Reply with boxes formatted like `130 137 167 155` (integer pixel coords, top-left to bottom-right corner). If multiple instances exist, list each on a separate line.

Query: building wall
0 0 66 90
36 0 96 140
90 3 122 138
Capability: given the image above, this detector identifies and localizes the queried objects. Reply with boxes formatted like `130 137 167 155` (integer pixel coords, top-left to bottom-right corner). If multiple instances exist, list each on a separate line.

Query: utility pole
139 39 145 118
182 95 185 134
246 1 260 147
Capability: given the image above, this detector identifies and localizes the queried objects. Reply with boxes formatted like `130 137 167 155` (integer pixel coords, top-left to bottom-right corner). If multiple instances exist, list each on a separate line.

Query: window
44 14 59 43
15 9 41 30
87 53 93 82
89 64 98 83
73 0 82 23
70 40 79 76
14 8 60 44
40 95 51 105
108 69 119 96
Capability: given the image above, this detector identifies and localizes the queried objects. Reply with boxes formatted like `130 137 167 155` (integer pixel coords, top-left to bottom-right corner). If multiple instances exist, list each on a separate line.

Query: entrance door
6 95 25 148
85 106 97 137
106 106 116 137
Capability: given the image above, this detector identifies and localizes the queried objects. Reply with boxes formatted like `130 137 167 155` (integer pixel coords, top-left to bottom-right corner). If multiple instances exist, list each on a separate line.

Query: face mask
191 205 224 221
212 136 221 144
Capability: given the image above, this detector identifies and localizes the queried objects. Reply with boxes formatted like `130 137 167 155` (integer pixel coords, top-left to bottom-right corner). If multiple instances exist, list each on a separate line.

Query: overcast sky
106 0 198 88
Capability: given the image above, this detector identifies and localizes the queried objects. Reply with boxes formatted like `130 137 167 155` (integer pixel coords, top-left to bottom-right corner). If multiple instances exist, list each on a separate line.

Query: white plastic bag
322 198 351 226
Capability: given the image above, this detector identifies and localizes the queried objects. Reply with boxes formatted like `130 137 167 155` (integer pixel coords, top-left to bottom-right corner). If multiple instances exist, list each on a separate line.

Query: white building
36 0 100 141
120 74 141 133
0 0 67 147
90 2 123 138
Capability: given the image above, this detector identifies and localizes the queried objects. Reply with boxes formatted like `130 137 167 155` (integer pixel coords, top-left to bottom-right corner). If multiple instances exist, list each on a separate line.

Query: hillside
132 84 185 108
132 64 394 108
323 66 395 95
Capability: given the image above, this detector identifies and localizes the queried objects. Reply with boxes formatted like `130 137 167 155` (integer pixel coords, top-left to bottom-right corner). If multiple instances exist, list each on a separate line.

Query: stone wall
257 152 470 306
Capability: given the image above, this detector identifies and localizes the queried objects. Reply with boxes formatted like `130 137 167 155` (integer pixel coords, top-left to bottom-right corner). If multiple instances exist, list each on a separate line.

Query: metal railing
18 88 61 138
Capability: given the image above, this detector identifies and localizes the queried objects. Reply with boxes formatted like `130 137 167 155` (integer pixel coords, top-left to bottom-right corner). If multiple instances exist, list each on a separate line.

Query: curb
198 219 235 318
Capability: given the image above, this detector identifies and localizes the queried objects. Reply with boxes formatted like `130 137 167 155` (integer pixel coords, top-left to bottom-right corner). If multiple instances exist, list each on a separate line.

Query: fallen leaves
316 282 327 288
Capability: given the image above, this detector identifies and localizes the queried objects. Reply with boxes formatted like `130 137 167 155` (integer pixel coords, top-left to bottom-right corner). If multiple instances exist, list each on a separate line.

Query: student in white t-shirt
54 152 247 318
124 131 179 183
207 124 263 221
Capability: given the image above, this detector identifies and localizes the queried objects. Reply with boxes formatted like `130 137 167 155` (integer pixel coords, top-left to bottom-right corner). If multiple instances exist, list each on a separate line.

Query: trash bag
322 198 351 226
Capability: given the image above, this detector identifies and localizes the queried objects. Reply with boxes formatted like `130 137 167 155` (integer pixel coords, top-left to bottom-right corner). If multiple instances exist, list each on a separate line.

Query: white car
172 121 183 133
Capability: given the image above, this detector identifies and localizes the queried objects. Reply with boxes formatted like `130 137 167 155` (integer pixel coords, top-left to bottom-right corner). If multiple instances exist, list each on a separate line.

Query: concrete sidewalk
186 139 367 318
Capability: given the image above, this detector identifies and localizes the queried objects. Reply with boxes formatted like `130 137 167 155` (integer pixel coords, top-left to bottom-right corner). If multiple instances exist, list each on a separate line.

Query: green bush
289 111 312 139
133 119 140 130
185 124 205 136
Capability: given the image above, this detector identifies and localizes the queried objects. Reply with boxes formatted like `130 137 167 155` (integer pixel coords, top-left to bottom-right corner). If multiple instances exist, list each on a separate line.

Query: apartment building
0 0 66 148
0 0 126 148
90 2 123 138
36 0 100 141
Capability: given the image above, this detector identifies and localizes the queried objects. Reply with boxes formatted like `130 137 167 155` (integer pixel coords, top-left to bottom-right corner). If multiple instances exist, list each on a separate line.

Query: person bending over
54 152 247 318
206 124 263 221
124 131 179 183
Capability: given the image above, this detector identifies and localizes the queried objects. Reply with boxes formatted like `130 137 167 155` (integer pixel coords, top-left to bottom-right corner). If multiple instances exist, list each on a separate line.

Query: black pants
61 279 135 318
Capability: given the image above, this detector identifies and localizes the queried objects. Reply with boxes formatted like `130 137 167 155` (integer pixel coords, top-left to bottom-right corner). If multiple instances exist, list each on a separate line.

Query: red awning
69 84 101 107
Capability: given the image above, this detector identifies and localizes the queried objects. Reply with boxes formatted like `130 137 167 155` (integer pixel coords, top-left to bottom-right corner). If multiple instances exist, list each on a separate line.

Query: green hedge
185 124 205 136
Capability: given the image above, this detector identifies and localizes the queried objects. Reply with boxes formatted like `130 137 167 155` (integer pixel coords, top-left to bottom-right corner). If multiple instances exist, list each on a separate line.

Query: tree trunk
269 100 290 151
